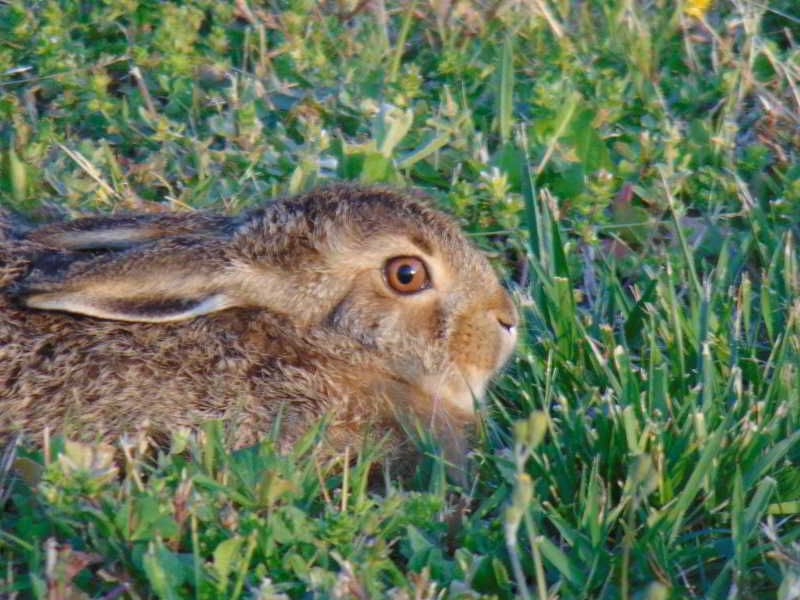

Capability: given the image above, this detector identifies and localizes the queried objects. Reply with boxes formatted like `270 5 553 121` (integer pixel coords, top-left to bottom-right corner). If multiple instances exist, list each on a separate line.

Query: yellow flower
685 0 712 18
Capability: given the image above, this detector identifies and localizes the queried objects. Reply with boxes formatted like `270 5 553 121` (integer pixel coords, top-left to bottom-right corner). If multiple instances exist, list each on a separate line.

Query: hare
0 183 518 473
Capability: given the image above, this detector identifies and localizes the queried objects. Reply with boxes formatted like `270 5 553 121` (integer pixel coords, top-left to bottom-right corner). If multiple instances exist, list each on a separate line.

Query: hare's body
0 184 516 468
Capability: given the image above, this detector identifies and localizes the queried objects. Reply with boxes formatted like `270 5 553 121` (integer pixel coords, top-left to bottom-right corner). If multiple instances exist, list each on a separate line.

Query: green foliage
1 0 799 598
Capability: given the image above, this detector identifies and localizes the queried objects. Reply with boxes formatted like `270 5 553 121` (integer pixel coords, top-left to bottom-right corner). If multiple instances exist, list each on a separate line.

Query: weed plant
0 0 799 598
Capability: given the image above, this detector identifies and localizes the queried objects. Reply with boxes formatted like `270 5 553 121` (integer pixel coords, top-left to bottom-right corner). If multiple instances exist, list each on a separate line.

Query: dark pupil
397 263 417 285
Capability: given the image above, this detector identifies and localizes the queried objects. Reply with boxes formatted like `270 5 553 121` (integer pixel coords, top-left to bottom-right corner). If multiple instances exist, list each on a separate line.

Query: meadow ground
1 1 799 598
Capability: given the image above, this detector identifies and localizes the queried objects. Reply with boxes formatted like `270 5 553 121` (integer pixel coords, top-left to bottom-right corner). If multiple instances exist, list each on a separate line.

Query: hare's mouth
421 368 490 416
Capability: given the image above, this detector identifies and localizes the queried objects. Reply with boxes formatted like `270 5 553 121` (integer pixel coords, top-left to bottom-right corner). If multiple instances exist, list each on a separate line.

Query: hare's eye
385 256 429 294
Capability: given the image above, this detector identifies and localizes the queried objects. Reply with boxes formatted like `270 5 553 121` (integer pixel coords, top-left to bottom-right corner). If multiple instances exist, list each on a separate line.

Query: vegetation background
1 0 799 598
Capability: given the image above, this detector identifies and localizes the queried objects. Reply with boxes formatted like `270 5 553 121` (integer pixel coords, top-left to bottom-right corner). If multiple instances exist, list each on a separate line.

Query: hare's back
0 294 332 447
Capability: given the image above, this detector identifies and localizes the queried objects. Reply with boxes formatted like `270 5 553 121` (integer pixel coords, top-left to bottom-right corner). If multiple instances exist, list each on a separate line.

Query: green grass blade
521 145 543 264
623 277 657 346
497 35 514 145
743 430 800 490
388 0 416 84
668 424 726 544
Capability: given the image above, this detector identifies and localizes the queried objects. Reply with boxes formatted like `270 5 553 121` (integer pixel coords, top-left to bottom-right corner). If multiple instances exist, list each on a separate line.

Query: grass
1 0 799 598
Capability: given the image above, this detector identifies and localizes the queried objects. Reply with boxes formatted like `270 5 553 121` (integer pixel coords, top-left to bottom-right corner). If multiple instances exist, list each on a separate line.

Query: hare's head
239 185 520 421
15 184 517 445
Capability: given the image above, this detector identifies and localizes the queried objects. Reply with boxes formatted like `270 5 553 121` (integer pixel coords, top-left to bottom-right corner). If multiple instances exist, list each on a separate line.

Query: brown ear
26 213 235 251
17 238 276 323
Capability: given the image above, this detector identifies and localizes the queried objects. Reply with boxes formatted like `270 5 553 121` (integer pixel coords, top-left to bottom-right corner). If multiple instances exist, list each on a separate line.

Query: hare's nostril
497 316 515 331
490 308 517 332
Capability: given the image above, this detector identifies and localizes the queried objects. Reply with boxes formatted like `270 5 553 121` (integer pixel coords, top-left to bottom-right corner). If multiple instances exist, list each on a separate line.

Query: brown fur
0 183 517 473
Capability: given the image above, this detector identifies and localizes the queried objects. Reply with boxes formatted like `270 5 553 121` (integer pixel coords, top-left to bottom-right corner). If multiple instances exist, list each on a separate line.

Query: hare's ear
27 214 235 251
17 239 273 323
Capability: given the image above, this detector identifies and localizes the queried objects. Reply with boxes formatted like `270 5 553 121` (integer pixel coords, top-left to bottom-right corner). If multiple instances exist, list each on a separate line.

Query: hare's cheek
379 299 450 366
329 271 448 346
325 288 428 351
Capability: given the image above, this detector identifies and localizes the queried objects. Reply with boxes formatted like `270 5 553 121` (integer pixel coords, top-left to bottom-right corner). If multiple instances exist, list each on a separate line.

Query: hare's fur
0 184 517 468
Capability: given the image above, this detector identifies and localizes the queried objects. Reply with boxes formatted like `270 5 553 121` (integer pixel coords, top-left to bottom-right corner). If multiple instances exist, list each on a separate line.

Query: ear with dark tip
16 237 278 323
26 213 236 251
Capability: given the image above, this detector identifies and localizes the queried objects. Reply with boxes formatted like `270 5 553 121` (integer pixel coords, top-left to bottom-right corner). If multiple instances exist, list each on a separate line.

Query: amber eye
385 256 429 294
